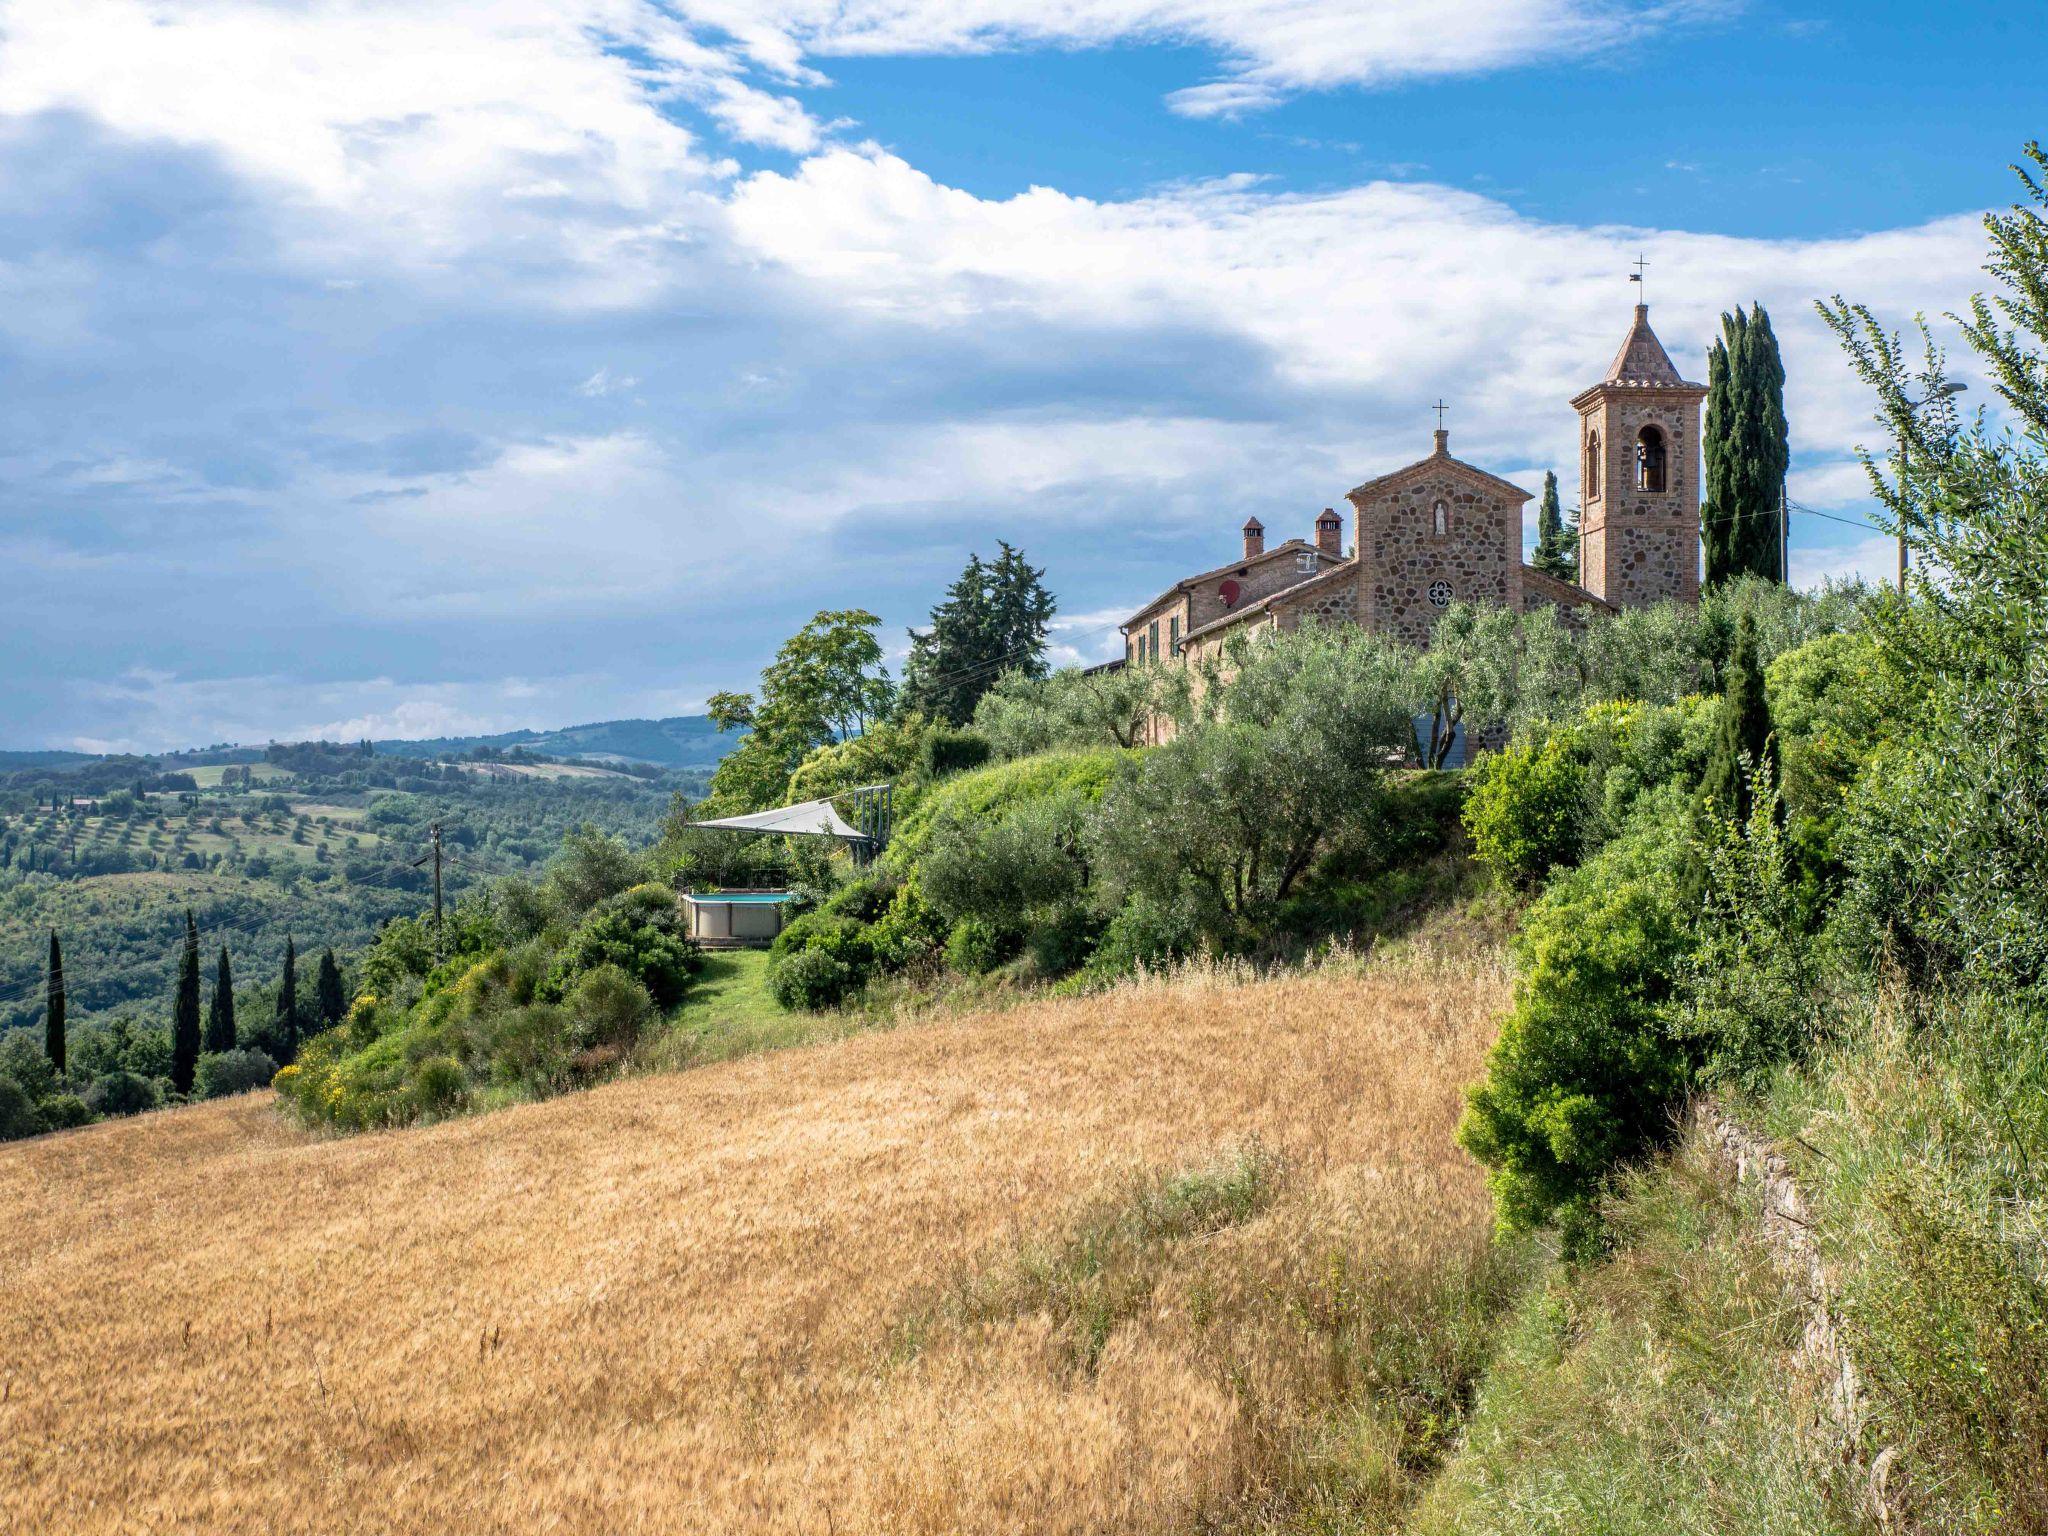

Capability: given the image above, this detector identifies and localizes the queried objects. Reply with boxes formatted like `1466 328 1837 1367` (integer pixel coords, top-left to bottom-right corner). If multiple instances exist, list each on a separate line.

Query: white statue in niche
1432 499 1449 536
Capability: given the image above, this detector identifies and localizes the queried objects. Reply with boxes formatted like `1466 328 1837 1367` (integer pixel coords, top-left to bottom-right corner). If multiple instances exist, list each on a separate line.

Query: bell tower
1572 303 1707 607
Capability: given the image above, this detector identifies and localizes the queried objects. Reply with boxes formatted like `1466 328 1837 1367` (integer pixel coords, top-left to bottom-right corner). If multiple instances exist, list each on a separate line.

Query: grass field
180 763 290 787
0 943 1510 1535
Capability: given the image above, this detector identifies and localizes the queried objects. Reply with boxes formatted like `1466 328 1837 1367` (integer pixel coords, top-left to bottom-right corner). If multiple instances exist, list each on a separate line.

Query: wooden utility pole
412 822 445 940
430 821 444 936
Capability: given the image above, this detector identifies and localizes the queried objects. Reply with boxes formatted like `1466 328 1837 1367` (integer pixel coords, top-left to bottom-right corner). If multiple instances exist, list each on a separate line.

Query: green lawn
645 949 851 1070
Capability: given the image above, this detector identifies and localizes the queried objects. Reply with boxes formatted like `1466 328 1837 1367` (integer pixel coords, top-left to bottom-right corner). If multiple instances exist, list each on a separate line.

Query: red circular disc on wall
1219 578 1241 607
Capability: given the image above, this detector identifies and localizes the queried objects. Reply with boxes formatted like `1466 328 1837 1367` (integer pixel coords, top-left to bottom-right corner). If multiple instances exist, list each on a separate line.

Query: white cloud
725 146 1985 479
684 0 1735 112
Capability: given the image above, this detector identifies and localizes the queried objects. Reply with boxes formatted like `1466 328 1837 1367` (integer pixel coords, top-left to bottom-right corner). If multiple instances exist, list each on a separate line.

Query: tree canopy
1703 303 1789 585
900 544 1057 726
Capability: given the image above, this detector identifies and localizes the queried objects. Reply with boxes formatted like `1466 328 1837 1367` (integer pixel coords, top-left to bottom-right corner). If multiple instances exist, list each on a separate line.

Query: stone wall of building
1578 388 1703 608
1183 540 1334 630
1347 457 1526 649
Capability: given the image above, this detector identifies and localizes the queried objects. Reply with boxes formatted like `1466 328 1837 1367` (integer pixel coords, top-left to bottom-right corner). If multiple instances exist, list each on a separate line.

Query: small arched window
1586 429 1602 500
1432 499 1449 537
1636 425 1668 493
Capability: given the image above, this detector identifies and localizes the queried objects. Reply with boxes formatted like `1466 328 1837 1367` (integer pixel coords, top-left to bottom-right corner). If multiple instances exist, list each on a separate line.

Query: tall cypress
1702 613 1777 822
274 935 299 1064
315 948 345 1034
171 910 202 1094
1703 303 1789 585
1737 304 1789 580
205 946 236 1053
45 931 65 1075
1533 471 1575 580
1702 314 1742 584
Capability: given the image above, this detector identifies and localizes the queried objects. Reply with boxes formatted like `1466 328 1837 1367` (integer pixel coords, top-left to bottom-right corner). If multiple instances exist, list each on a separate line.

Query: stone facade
1346 428 1528 649
1573 306 1707 608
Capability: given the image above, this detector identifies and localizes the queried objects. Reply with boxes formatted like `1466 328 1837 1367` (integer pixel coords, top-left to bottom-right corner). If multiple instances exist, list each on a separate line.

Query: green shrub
1457 814 1696 1249
918 793 1090 931
1085 897 1199 979
769 948 854 1011
85 1069 160 1118
1025 906 1104 977
885 749 1123 870
866 884 949 974
483 1004 574 1092
1464 736 1586 888
541 883 698 1006
923 727 993 778
946 916 1020 975
821 874 900 925
196 1049 281 1099
0 1075 44 1139
562 963 655 1050
36 1093 93 1131
408 1055 468 1116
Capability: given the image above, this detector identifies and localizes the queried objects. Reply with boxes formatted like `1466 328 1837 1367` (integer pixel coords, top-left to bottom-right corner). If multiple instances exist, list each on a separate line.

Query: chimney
1241 516 1265 559
1315 507 1343 556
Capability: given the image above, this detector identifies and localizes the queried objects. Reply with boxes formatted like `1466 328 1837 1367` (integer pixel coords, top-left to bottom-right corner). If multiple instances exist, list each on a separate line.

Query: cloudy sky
0 0 2034 751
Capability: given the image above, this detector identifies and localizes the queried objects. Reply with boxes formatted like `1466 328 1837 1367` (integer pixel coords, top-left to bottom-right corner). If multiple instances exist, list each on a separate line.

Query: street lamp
1897 381 1969 592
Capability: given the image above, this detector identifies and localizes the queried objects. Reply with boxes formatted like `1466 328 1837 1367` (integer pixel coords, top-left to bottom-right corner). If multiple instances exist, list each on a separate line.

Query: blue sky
0 0 2035 751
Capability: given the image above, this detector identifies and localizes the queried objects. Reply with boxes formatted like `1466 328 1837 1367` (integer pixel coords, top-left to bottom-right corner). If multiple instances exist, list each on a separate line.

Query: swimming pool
681 890 799 941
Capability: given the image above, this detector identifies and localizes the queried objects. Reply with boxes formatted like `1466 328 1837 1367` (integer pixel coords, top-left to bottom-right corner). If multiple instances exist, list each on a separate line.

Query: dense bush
196 1048 280 1099
0 1074 42 1138
36 1093 91 1131
923 728 992 778
1457 813 1694 1250
540 884 699 1007
1463 736 1586 889
944 917 1019 976
408 1055 468 1117
561 964 655 1051
85 1069 160 1117
768 947 854 1011
884 750 1122 870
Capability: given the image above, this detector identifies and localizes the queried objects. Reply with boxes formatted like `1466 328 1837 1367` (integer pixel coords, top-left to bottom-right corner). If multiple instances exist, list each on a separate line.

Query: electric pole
412 821 445 941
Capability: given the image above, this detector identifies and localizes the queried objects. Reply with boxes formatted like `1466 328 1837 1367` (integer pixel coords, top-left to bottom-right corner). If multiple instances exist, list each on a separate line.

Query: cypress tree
315 948 345 1034
205 946 236 1053
1702 613 1777 823
275 935 299 1064
1736 304 1789 580
1533 471 1574 580
171 910 202 1095
45 931 65 1075
1703 303 1790 585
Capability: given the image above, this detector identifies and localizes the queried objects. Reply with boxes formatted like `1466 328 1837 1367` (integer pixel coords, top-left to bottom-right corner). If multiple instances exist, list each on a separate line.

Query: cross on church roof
1432 399 1449 431
1629 253 1648 299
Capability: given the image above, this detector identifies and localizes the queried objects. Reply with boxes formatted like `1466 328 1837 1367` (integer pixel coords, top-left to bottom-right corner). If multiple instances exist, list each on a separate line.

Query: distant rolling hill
372 714 734 770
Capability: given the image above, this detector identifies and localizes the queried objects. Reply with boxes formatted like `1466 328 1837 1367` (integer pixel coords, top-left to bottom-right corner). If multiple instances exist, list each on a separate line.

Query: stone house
1119 303 1706 736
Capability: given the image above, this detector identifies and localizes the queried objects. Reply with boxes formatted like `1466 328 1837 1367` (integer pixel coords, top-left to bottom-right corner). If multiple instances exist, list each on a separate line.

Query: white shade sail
687 796 867 840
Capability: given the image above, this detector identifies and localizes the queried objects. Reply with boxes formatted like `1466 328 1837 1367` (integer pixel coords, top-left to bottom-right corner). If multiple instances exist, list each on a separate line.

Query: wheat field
0 949 1508 1535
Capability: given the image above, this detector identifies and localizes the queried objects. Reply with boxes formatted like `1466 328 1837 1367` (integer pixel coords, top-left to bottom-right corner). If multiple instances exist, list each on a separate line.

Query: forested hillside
0 741 700 1037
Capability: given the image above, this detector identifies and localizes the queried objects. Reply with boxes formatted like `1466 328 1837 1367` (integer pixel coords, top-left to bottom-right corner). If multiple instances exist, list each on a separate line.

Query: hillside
372 713 732 769
0 949 1510 1535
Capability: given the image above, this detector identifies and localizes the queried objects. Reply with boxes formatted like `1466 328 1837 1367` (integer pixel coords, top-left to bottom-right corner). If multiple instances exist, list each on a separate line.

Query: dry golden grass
0 945 1509 1535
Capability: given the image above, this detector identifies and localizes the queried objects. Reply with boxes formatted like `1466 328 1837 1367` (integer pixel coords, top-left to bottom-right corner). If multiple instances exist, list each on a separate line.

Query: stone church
1119 303 1707 693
